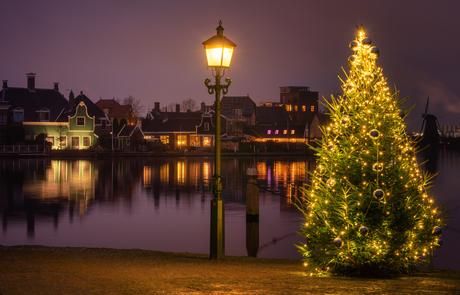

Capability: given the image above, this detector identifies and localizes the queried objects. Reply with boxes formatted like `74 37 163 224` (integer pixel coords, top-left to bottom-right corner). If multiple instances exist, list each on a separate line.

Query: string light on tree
295 26 453 277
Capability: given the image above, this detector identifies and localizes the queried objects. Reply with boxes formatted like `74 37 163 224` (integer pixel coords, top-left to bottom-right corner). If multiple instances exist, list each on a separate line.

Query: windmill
419 97 443 146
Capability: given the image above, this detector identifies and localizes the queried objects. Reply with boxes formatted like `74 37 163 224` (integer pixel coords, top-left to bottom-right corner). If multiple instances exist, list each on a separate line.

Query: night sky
1 0 459 132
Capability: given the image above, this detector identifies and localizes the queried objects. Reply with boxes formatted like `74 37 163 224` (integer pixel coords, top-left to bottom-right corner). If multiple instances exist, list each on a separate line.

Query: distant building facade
260 86 318 126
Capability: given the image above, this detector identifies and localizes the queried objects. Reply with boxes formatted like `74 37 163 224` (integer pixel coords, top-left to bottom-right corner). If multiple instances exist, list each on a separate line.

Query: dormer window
37 108 50 122
13 108 24 122
204 122 209 131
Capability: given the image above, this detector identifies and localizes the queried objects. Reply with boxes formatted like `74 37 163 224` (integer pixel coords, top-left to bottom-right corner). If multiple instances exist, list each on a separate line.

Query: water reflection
0 153 458 270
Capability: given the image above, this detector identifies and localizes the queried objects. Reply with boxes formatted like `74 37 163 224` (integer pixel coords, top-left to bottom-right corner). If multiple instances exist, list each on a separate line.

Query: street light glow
205 47 234 68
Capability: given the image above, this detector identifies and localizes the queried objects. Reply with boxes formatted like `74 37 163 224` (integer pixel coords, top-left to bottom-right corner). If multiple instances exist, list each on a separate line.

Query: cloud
418 77 460 114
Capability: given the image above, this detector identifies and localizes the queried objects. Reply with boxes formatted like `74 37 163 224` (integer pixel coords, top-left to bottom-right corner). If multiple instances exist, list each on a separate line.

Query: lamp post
203 21 236 260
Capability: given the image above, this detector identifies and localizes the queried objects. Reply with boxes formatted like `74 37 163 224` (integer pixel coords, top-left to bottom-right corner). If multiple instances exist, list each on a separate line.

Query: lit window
160 135 169 144
283 130 287 134
267 130 271 135
83 136 91 147
77 117 85 126
291 130 295 135
59 136 67 147
203 136 211 146
191 135 200 147
275 130 279 134
46 136 55 147
302 105 306 112
294 105 298 112
177 135 187 146
311 106 315 112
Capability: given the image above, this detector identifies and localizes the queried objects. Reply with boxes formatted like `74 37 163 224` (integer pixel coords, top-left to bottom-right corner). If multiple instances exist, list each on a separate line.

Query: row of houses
0 73 323 152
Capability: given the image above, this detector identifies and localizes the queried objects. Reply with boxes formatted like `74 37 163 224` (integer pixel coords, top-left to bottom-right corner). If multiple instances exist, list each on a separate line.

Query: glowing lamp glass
205 46 234 68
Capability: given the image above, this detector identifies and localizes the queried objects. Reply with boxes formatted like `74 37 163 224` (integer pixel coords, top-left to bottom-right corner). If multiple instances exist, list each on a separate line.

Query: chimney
154 102 160 111
2 80 7 89
27 73 36 90
201 101 205 112
69 90 75 110
53 82 59 91
176 104 180 113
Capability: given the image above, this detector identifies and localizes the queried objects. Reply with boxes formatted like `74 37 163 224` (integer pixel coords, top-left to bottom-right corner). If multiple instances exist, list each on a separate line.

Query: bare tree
181 98 198 112
167 102 179 112
123 96 145 117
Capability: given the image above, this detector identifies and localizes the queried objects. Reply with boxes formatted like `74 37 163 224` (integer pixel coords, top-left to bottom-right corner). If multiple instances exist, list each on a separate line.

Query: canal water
0 152 459 270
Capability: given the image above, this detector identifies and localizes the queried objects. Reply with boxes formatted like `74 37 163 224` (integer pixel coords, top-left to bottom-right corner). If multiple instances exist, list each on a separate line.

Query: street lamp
203 20 236 260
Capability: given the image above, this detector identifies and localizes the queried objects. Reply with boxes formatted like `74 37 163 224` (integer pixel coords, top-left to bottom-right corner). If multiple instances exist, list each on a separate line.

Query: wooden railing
0 145 45 154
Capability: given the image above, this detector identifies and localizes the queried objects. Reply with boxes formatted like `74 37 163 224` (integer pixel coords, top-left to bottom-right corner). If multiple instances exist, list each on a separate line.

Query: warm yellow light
205 46 234 67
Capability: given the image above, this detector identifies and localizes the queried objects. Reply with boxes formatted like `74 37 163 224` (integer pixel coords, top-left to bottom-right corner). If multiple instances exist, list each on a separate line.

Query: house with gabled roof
95 98 137 134
142 102 226 152
0 74 69 144
58 91 112 148
22 101 98 150
116 124 145 151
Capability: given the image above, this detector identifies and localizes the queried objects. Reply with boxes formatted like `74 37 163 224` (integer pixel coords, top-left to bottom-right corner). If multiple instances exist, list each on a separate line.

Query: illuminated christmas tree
296 26 451 277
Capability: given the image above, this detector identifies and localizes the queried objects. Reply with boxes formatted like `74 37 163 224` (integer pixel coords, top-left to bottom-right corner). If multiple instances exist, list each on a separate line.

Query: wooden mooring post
246 168 259 223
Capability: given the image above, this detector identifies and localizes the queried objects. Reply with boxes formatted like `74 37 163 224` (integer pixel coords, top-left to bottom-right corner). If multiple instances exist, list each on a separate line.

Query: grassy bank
1 245 459 294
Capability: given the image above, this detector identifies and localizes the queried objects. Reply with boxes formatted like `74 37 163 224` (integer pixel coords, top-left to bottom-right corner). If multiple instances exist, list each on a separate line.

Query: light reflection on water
0 152 459 270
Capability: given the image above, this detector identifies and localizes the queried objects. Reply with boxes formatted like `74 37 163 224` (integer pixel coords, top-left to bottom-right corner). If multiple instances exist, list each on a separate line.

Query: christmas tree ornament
349 40 358 51
372 162 383 172
316 164 326 175
359 226 368 236
369 129 380 138
362 37 372 47
373 189 384 199
436 237 443 246
333 237 343 248
326 178 336 188
432 226 442 236
348 55 356 67
341 116 350 127
370 46 380 58
327 144 334 151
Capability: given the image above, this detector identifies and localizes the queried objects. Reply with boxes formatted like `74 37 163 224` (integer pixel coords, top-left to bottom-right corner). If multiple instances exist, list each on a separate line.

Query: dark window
13 110 24 122
77 117 85 126
40 111 50 121
0 114 7 125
